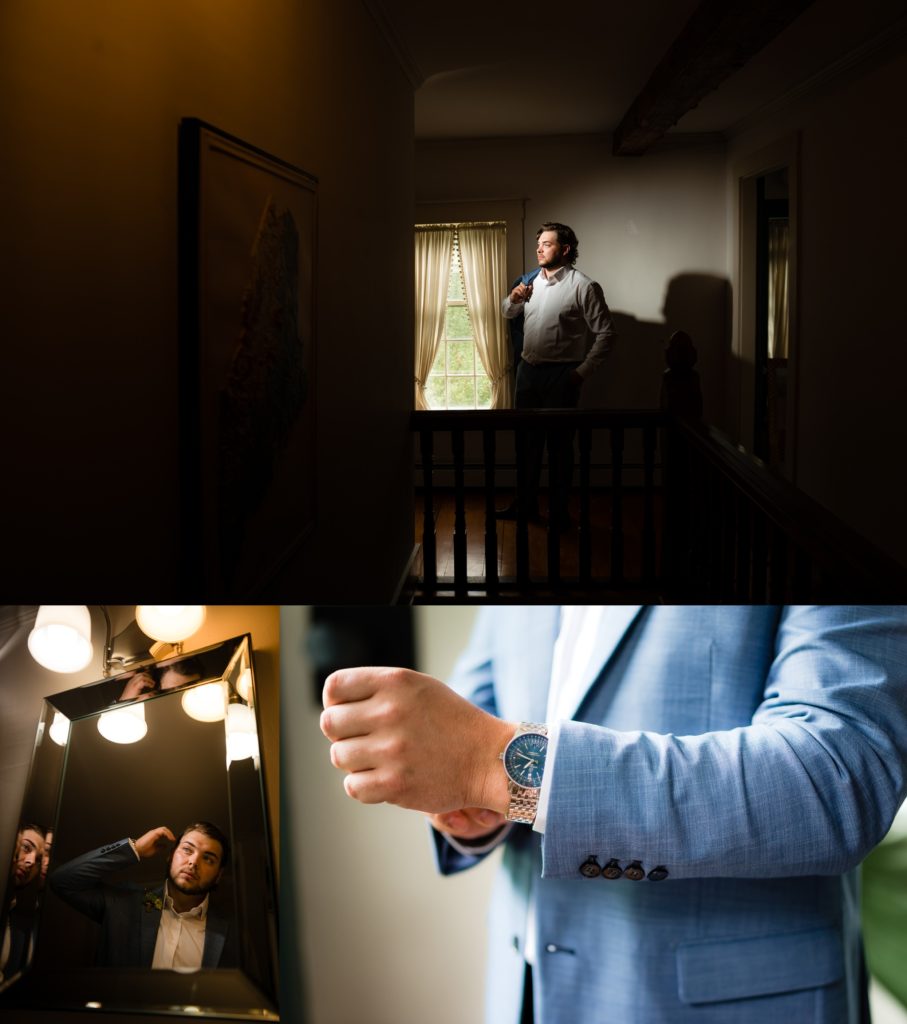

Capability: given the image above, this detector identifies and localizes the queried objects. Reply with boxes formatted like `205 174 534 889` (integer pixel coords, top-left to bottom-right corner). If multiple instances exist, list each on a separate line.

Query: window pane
430 339 446 375
446 305 471 339
476 375 492 408
425 375 446 409
449 377 475 408
447 340 474 375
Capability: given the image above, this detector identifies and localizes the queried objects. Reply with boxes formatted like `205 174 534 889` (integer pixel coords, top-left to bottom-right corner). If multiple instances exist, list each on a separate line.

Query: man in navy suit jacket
51 822 232 970
322 606 907 1024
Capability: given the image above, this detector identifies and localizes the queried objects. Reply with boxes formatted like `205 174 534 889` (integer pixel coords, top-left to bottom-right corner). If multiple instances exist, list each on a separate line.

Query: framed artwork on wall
179 118 317 595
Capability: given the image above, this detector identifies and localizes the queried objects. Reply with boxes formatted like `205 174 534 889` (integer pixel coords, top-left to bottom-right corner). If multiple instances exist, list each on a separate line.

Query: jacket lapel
140 886 164 966
562 606 644 721
202 909 229 967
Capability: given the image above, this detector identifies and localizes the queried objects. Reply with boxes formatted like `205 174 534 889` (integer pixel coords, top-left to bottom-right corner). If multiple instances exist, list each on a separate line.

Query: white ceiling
373 0 906 140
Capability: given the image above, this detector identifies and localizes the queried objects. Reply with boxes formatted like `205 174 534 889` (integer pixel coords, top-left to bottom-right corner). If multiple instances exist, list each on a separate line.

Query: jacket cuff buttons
578 857 669 881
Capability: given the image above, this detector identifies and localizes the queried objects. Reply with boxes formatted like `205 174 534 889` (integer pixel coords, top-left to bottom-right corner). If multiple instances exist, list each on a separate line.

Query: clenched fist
321 667 514 816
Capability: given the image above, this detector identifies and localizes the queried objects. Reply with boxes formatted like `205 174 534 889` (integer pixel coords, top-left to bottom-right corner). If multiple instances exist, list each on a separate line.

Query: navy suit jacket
50 838 231 968
435 606 907 1024
507 267 542 365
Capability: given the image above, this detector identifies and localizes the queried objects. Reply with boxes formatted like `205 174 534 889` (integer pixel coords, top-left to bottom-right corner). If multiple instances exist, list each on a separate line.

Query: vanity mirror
0 633 278 1020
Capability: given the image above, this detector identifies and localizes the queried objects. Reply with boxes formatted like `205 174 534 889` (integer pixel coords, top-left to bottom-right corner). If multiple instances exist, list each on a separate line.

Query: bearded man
50 821 233 969
499 222 616 529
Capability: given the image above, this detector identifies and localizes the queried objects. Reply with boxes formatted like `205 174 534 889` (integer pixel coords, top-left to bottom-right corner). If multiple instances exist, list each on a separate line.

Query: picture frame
179 118 318 595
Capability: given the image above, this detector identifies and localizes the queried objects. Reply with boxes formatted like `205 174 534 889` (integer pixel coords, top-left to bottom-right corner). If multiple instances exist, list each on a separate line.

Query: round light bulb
28 606 93 673
97 703 147 744
181 682 227 723
225 703 259 765
236 667 254 703
49 711 71 746
135 606 206 644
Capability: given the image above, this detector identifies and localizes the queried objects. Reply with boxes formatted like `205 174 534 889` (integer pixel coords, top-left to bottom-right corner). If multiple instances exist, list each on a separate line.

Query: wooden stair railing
412 410 907 602
412 409 664 598
662 419 907 601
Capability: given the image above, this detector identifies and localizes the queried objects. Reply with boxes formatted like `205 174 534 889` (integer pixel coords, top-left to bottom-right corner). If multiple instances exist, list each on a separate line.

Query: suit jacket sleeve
49 838 139 921
542 606 907 880
431 611 509 876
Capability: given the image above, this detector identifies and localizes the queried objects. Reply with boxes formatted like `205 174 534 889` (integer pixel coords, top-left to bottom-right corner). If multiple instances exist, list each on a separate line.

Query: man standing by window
499 222 616 530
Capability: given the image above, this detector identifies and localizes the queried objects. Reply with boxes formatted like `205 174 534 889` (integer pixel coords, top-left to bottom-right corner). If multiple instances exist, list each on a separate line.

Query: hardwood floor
414 488 664 599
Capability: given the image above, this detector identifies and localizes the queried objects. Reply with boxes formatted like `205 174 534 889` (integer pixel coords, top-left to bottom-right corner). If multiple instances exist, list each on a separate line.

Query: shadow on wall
581 273 730 421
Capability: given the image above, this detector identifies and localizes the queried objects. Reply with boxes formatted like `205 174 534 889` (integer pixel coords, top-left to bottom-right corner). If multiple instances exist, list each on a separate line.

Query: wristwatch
500 722 549 824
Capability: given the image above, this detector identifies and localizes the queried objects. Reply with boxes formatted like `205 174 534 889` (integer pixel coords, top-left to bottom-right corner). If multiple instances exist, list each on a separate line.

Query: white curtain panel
768 220 790 359
458 223 512 409
414 227 454 410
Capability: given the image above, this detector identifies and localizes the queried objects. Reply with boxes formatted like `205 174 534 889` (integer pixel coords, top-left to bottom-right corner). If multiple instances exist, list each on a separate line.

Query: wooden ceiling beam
612 0 817 156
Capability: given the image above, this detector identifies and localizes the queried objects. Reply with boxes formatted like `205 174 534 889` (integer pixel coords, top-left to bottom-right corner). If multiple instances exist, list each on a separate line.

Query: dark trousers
515 360 581 522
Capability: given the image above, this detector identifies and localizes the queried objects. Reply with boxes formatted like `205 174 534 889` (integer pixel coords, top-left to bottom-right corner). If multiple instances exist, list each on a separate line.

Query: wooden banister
411 410 907 601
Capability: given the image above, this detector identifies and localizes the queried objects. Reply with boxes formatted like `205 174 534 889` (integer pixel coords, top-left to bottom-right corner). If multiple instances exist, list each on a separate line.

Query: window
415 221 509 410
425 231 492 410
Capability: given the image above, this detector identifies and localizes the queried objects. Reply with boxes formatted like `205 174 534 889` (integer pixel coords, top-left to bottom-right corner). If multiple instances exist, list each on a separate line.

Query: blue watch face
504 732 547 788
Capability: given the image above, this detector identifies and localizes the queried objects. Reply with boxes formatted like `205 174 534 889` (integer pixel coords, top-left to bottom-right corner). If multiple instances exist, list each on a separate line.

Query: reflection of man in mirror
117 657 204 702
49 822 233 970
158 656 203 692
117 668 158 702
1 824 47 982
39 829 53 889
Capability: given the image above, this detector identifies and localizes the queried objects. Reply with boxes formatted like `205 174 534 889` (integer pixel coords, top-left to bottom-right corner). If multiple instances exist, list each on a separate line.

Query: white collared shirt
501 266 616 377
151 882 208 971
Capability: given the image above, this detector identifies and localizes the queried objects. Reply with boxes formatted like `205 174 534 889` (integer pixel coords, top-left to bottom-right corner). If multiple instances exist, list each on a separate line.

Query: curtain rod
416 197 529 204
415 221 506 229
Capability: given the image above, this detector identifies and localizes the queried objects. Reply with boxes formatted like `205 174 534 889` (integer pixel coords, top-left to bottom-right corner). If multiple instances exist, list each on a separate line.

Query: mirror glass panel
0 634 278 1020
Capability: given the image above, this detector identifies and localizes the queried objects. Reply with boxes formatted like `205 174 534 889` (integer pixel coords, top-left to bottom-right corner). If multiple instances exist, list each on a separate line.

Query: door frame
731 133 800 483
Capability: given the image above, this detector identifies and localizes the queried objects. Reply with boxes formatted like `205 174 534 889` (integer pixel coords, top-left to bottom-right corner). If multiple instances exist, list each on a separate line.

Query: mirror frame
0 633 278 1020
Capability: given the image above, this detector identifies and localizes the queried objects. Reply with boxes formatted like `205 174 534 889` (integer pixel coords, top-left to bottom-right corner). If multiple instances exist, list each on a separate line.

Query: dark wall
0 0 415 602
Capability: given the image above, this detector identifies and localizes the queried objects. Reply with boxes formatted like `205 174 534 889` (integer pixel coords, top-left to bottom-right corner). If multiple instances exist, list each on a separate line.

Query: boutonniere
143 890 163 913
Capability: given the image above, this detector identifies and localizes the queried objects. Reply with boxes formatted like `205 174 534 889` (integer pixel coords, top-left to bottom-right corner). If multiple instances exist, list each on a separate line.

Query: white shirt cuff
532 721 561 835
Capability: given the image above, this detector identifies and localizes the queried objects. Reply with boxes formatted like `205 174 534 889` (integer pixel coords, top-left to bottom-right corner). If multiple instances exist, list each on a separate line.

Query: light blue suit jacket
434 607 907 1024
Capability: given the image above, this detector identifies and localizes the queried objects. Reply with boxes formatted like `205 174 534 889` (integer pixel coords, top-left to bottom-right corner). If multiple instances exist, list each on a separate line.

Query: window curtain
414 227 454 410
768 219 790 359
458 223 512 408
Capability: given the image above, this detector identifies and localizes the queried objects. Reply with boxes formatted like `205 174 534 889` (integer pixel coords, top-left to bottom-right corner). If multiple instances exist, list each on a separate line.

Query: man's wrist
476 717 517 815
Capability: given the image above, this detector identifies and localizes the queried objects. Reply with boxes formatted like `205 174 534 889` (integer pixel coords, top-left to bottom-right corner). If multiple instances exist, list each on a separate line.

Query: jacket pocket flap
677 927 843 1005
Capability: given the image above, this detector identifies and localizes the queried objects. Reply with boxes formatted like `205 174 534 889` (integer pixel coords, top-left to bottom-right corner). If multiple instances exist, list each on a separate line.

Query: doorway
754 168 790 471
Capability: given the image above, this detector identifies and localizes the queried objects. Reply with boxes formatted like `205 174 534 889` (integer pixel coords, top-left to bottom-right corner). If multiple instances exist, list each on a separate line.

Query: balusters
610 426 625 584
483 428 499 594
419 427 436 592
452 428 467 596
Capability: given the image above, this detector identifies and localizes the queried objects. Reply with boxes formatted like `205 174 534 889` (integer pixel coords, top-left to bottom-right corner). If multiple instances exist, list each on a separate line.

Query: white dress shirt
151 882 209 971
501 266 615 377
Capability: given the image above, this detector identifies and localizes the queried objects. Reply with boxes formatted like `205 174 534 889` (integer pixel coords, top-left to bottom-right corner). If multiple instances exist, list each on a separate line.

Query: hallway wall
0 0 415 601
727 34 907 568
282 605 493 1024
